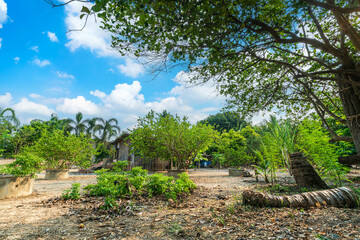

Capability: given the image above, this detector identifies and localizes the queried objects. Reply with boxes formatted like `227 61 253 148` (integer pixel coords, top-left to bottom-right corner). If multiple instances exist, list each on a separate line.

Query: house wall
114 138 170 171
116 139 131 161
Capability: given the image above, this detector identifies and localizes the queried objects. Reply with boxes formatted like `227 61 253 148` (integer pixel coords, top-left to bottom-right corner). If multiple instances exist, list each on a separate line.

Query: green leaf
80 6 90 14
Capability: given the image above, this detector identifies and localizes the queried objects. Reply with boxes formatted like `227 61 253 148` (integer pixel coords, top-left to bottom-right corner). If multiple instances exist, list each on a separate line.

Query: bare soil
0 168 359 240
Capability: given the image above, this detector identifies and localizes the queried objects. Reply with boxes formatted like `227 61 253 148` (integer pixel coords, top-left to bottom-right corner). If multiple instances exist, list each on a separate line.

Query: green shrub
112 161 129 173
85 173 132 197
175 172 197 194
101 196 119 210
147 173 174 196
129 166 148 177
83 167 196 202
129 175 146 191
0 150 44 177
62 183 81 200
29 129 96 170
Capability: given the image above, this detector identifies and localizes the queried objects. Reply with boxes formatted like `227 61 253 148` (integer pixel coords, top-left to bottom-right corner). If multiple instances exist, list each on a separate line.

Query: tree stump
289 152 328 189
242 187 359 208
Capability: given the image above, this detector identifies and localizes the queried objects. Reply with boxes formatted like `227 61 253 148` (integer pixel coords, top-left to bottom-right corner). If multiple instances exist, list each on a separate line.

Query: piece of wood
289 152 328 189
338 155 360 165
242 187 359 208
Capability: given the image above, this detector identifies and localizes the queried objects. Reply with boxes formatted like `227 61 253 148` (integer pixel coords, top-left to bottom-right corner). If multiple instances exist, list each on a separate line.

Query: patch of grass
167 222 184 235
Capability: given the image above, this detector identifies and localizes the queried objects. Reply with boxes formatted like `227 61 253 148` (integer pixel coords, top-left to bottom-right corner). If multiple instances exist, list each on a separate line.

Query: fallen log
242 187 359 208
338 155 360 165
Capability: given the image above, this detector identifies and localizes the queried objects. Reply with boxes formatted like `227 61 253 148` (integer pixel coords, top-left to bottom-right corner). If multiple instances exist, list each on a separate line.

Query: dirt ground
0 167 359 240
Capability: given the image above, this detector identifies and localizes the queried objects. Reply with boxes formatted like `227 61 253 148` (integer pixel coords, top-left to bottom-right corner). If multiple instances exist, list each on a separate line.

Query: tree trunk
242 187 359 208
338 75 360 154
289 152 328 189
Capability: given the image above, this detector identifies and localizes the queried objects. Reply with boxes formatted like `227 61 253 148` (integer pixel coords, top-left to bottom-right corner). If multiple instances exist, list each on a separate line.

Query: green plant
296 118 349 185
147 173 174 197
129 166 148 177
62 183 81 200
253 150 273 183
84 167 196 202
266 116 297 170
0 150 44 177
130 111 218 170
112 161 129 173
29 129 96 170
167 222 183 235
101 196 119 210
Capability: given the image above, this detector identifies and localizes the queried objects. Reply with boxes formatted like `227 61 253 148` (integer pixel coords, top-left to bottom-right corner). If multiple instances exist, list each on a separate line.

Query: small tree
27 129 96 169
130 111 218 170
215 129 247 167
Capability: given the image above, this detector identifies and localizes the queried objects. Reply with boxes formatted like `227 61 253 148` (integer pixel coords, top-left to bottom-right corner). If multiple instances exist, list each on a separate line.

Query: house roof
111 133 130 145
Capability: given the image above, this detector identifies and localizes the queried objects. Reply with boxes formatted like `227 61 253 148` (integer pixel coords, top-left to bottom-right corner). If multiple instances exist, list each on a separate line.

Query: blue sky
0 0 231 129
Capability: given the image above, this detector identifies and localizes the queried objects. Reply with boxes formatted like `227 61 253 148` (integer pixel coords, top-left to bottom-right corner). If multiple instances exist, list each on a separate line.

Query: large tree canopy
49 0 360 153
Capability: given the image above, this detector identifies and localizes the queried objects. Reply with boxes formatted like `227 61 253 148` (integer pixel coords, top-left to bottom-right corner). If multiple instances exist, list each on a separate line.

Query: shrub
0 150 44 177
62 183 81 200
130 111 218 170
29 129 96 170
83 166 196 202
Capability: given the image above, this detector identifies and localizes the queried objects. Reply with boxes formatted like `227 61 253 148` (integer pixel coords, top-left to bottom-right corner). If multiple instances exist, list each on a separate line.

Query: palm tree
95 118 120 144
0 107 20 127
84 117 101 138
266 115 298 170
66 112 88 136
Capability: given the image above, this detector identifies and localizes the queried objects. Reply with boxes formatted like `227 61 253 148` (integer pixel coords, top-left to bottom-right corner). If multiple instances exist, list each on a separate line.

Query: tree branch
43 0 94 7
302 0 360 13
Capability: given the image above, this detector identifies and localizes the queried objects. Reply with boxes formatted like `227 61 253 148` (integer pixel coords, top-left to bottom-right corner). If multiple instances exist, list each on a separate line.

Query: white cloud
89 80 224 128
90 90 106 99
47 31 59 42
14 57 19 64
29 93 42 99
251 111 274 125
117 58 145 78
171 71 225 106
33 57 50 67
56 96 100 115
12 98 54 116
2 73 225 129
0 0 7 28
63 1 119 57
0 92 12 106
30 46 39 52
56 71 75 79
98 81 145 113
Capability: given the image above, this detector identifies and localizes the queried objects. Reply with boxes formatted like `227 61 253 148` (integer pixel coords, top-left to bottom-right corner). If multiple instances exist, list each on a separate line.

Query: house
111 133 170 171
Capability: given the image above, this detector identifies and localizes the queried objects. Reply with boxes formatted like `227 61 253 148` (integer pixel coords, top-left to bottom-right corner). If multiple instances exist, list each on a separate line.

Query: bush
62 183 81 200
29 129 96 170
83 166 196 201
0 150 44 177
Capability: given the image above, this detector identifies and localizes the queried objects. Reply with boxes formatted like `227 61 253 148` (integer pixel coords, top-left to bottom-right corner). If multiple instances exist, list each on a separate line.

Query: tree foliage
65 112 88 136
71 0 360 153
26 129 96 169
94 117 120 144
296 118 348 184
200 112 247 132
129 111 218 170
